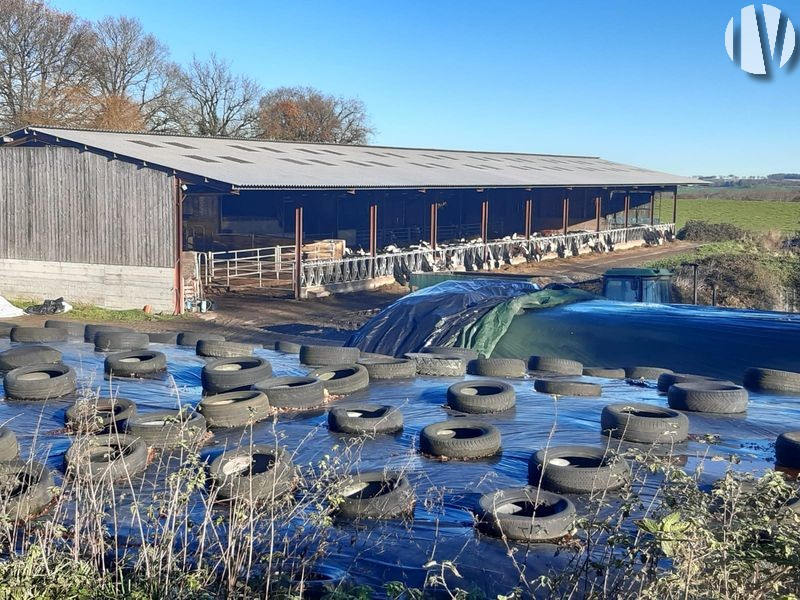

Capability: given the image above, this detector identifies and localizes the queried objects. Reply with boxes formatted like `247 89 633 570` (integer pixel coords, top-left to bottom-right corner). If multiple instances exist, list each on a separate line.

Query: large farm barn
0 127 701 312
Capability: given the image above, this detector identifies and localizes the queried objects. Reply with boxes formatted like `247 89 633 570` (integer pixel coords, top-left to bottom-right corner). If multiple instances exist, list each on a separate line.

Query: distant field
679 184 800 202
655 198 800 232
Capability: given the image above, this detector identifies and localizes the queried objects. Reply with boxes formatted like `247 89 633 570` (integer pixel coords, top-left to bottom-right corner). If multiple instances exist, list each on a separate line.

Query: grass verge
644 235 800 310
8 299 185 322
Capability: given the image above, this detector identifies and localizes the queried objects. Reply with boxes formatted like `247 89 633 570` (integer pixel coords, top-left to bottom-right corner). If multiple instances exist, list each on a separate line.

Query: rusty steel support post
524 196 532 239
174 178 185 315
294 205 303 300
649 191 655 225
623 194 630 228
595 196 602 232
369 201 378 279
672 188 678 224
480 199 489 241
623 193 630 242
480 197 489 262
429 202 437 249
369 203 378 256
562 197 569 235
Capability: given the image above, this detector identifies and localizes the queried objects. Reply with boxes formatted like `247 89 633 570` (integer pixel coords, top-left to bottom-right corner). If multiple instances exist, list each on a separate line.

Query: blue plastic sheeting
346 279 539 356
349 280 799 381
491 300 800 381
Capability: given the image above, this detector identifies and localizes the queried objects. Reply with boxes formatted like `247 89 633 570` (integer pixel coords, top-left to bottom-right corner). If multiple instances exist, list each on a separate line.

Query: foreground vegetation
645 221 800 310
0 392 797 600
655 198 800 232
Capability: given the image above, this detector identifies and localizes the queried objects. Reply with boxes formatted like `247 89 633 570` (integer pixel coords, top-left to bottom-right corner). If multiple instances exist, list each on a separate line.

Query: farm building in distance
0 126 703 312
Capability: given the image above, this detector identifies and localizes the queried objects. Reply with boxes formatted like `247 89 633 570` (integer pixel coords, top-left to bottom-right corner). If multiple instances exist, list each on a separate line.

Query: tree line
0 0 373 143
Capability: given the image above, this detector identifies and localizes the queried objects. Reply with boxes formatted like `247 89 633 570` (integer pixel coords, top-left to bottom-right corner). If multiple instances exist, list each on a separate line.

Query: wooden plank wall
0 146 175 267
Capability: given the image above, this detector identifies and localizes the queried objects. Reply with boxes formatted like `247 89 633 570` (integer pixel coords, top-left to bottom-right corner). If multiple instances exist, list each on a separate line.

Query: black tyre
84 324 133 343
420 419 501 459
299 344 360 366
198 390 272 428
308 364 369 395
210 446 296 502
148 332 179 344
0 427 19 461
65 434 148 481
775 432 800 468
256 376 326 410
601 402 689 444
273 340 302 353
94 331 149 352
271 564 345 599
528 356 583 375
624 366 674 380
583 367 626 379
533 378 601 397
65 397 137 433
447 380 516 414
10 327 67 343
177 332 225 347
667 381 748 414
201 357 273 394
422 346 480 361
359 352 393 360
0 460 55 521
358 358 417 380
468 358 527 378
0 345 61 372
126 409 207 449
197 340 255 358
105 350 167 378
335 471 414 520
528 445 628 493
657 372 712 393
328 404 404 434
4 363 76 400
743 367 800 394
44 320 85 337
478 487 575 542
405 353 466 377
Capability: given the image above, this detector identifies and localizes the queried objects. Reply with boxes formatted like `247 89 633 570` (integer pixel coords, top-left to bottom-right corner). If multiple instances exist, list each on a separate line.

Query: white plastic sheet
0 296 23 318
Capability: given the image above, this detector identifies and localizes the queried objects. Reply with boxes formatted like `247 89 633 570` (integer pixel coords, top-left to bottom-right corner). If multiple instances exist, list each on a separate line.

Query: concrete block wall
0 258 176 313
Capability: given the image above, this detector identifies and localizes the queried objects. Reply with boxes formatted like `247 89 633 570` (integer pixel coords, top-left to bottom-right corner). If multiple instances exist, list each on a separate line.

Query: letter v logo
726 4 796 75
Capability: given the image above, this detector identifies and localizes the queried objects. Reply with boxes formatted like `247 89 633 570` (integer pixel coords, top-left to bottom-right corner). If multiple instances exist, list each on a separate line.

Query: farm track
7 241 701 345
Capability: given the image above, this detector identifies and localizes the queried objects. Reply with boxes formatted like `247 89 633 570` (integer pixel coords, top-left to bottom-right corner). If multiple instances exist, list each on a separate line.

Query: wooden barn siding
0 146 175 267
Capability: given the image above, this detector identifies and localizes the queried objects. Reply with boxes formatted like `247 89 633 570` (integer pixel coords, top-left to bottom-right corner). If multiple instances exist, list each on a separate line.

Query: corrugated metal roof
6 126 705 190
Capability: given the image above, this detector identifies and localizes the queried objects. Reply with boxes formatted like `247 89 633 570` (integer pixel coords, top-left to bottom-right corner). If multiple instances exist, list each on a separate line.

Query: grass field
655 198 800 232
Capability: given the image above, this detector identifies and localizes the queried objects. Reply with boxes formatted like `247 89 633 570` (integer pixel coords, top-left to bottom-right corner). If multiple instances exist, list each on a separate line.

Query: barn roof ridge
7 124 599 159
1 125 706 190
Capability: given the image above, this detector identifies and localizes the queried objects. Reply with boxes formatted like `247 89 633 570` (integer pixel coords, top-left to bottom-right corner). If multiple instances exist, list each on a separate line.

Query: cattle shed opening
0 126 704 312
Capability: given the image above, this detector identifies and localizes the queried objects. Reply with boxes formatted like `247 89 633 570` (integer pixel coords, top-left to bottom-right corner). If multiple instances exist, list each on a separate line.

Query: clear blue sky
52 0 800 176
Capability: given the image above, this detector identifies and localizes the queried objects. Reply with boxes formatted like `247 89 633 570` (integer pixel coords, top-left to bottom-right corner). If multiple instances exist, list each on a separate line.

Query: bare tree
86 16 179 131
257 86 373 144
174 54 261 136
0 0 93 130
89 94 145 130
